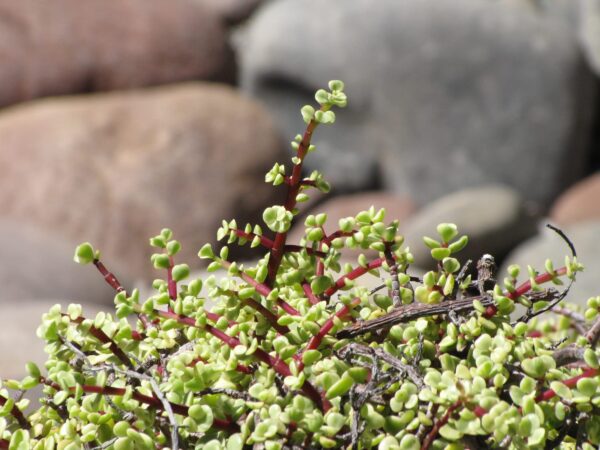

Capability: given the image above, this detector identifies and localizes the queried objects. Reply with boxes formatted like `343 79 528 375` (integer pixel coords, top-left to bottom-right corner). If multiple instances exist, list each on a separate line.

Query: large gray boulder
580 0 600 75
238 0 596 206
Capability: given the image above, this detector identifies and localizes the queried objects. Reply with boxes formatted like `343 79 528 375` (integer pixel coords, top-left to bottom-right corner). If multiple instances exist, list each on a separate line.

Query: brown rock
550 173 600 226
0 83 283 280
287 191 416 246
0 0 234 108
0 220 121 305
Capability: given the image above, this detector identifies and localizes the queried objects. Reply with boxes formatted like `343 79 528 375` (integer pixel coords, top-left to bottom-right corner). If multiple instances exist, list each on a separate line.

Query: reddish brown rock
550 173 600 226
0 0 234 108
0 83 282 280
288 191 417 245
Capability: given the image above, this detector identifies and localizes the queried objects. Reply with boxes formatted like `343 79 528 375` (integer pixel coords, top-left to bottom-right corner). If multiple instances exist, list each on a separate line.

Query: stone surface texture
402 185 538 269
0 0 234 108
0 220 121 305
0 83 283 280
238 0 596 206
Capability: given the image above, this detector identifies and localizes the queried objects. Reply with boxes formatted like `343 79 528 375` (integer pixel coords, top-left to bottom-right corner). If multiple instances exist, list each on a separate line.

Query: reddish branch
421 400 462 450
93 259 125 293
236 269 300 316
0 395 30 430
324 257 384 298
67 315 135 369
238 295 289 335
167 256 177 302
155 309 329 410
41 378 238 432
302 281 320 305
230 228 327 257
266 113 323 287
298 298 361 372
535 367 599 403
585 316 600 345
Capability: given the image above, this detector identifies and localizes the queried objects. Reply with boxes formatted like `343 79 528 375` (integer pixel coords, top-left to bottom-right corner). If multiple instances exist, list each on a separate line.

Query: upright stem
266 110 326 287
93 259 125 293
0 395 30 430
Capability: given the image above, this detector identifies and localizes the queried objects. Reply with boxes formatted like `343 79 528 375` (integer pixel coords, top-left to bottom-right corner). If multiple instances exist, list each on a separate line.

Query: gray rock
500 221 600 309
0 220 121 305
238 0 595 206
402 185 537 270
0 300 103 379
0 83 283 281
580 0 600 75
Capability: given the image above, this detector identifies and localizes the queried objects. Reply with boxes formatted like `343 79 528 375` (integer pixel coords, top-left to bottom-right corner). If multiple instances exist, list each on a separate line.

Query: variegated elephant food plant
2 81 600 450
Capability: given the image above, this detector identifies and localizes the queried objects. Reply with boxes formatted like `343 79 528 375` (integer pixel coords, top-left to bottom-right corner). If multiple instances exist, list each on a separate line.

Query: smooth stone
500 221 600 309
402 185 537 269
0 83 283 280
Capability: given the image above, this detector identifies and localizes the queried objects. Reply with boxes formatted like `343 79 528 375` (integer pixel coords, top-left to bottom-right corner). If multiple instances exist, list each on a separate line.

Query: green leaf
301 105 315 124
8 429 30 450
152 253 170 269
423 236 441 249
437 223 458 242
198 243 214 259
448 235 469 253
328 80 345 91
326 374 354 399
431 247 451 260
311 276 333 295
172 264 190 282
74 242 95 265
188 404 214 432
166 240 181 256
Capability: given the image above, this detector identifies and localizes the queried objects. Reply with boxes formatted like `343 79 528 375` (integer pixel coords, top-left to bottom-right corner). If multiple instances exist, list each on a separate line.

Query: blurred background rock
2 0 600 376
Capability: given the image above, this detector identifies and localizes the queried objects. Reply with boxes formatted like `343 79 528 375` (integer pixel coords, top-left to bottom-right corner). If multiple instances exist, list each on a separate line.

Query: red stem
240 297 289 335
421 400 462 450
0 395 30 430
155 309 329 410
0 439 7 449
236 270 300 316
266 115 322 286
93 259 125 293
507 267 567 300
167 256 177 302
231 229 326 257
42 378 238 432
535 367 599 403
92 258 152 331
302 281 320 305
484 267 569 317
67 315 134 369
324 257 385 298
297 298 361 372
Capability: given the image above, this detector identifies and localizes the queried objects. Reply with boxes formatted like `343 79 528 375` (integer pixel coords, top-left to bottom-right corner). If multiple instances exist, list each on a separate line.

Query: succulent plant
2 80 600 450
